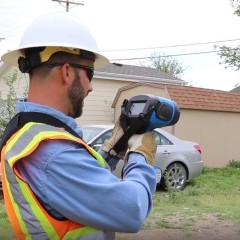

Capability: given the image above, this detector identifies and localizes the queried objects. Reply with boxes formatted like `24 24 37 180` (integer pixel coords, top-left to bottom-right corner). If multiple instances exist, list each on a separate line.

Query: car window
81 127 106 142
92 130 113 145
154 131 173 145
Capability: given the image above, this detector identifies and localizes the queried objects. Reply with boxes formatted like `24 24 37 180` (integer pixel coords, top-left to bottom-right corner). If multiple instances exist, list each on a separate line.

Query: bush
228 160 240 168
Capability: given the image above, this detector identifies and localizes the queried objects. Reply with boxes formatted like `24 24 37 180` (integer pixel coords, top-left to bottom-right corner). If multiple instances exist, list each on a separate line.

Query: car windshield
81 127 106 142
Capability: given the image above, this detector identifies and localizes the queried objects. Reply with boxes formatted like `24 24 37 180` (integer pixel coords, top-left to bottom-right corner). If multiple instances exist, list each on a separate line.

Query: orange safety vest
1 122 107 240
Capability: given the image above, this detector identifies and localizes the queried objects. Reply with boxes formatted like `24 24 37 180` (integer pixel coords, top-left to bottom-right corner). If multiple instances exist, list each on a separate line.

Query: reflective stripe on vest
2 122 107 240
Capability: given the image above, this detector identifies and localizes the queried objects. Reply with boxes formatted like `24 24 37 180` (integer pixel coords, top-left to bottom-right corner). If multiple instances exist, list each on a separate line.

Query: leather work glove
101 119 126 158
127 132 157 165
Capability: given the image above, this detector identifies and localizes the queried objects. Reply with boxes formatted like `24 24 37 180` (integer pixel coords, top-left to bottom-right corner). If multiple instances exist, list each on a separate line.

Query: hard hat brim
1 48 109 69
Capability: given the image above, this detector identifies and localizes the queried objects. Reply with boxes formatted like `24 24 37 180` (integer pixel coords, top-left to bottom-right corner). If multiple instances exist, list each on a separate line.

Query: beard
68 71 85 118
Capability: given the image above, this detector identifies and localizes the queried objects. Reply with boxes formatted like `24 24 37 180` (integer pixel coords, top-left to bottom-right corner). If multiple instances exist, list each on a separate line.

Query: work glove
101 119 126 158
127 132 157 165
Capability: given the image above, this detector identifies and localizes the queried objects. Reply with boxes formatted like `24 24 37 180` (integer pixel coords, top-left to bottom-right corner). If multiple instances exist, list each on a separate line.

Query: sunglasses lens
87 69 94 81
50 63 94 81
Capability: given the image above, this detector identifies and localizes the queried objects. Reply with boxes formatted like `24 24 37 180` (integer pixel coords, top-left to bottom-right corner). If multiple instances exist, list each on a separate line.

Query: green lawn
144 165 240 230
1 165 240 239
0 194 14 239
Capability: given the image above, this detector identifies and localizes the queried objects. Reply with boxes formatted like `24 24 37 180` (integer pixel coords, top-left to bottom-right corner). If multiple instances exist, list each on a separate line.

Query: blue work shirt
16 100 156 234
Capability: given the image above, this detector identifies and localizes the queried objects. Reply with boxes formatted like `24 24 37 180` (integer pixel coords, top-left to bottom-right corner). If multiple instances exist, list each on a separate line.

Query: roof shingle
167 85 240 112
97 63 182 81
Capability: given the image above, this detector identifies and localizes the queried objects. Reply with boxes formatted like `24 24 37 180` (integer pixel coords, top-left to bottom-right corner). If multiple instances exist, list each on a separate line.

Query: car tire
164 162 187 191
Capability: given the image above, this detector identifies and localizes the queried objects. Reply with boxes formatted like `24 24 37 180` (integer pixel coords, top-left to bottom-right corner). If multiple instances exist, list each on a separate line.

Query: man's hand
101 119 125 158
127 132 157 165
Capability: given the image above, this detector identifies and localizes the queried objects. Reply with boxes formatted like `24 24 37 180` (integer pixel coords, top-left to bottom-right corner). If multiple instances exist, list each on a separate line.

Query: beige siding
175 109 240 168
77 78 131 126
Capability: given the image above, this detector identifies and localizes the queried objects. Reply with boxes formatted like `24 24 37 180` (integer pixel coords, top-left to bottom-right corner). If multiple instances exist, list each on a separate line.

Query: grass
1 165 240 238
0 195 14 239
143 165 240 230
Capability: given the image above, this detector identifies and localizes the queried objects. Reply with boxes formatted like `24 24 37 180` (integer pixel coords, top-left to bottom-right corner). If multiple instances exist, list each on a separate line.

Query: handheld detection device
112 94 180 153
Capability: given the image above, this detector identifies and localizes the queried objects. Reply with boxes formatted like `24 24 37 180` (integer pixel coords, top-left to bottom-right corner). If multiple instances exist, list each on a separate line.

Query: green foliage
230 0 240 16
228 160 240 168
215 1 240 72
215 45 240 71
0 71 26 136
139 52 186 78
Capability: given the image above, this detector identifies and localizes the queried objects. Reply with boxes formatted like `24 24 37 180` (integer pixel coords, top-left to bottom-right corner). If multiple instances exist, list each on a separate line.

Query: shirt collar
16 100 83 137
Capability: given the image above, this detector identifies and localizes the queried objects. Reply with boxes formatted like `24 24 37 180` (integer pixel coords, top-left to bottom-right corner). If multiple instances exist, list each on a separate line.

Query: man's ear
61 63 73 85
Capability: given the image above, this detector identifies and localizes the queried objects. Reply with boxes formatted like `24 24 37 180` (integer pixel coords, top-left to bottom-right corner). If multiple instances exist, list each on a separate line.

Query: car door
154 130 177 171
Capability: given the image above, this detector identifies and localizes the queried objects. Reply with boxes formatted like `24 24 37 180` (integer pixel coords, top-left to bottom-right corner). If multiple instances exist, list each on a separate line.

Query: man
0 12 157 240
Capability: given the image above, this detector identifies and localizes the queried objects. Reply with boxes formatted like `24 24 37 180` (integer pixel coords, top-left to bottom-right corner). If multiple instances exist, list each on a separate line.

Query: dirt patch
116 215 240 240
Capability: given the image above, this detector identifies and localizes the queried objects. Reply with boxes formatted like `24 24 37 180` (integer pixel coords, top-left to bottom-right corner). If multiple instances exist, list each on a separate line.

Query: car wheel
164 163 187 190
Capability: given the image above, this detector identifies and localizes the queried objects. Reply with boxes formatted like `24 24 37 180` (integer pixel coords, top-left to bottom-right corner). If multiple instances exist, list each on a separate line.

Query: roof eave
94 71 184 84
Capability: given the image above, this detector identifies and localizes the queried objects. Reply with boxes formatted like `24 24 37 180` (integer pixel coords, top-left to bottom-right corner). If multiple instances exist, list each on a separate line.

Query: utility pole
52 0 84 12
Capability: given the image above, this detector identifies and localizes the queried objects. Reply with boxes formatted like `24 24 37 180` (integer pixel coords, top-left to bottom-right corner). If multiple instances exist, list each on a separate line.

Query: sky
0 0 239 91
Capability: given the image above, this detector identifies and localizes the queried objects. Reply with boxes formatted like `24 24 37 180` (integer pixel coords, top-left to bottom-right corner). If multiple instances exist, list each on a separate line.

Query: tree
139 52 186 79
0 70 27 136
215 1 240 70
216 46 240 70
231 0 240 15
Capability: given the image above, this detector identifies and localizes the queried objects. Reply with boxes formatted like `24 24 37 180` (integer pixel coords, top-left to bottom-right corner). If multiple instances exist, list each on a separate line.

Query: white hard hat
1 12 109 69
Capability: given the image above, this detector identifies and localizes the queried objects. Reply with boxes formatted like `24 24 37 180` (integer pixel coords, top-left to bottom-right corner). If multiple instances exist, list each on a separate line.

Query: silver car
81 124 203 190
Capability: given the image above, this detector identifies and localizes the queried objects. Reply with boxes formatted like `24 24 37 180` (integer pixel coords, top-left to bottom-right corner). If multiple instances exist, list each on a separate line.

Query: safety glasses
48 63 94 81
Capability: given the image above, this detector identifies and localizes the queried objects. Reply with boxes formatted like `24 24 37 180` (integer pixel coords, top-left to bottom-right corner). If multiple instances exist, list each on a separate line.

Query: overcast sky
0 0 240 91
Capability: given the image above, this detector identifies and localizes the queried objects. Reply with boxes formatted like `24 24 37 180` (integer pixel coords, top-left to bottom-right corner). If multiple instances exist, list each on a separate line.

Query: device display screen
130 102 146 115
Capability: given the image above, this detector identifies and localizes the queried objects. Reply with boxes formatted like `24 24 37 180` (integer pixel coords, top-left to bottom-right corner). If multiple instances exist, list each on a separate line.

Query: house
113 83 240 168
81 63 184 125
1 62 239 168
230 85 240 93
0 62 184 125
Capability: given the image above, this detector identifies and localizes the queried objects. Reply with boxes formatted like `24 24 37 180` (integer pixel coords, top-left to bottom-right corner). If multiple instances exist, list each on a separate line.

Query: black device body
112 94 180 154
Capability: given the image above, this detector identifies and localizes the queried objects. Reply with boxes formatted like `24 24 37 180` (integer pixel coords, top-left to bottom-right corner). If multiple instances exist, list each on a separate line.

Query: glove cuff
128 146 155 165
